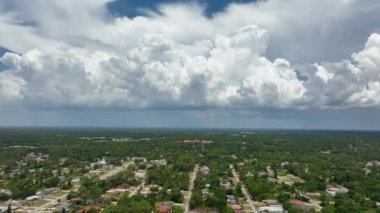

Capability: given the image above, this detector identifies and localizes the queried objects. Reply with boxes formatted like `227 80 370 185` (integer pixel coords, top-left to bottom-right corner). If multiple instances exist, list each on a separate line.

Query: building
183 139 214 144
232 204 243 213
200 166 210 176
41 187 58 195
99 193 116 202
220 179 232 188
201 188 209 198
289 199 312 211
366 160 380 167
151 159 167 167
77 205 102 213
158 201 174 213
227 195 237 204
258 206 284 213
193 210 218 213
140 188 150 196
0 206 8 213
25 195 42 201
159 205 171 213
258 200 284 213
135 170 147 179
326 185 348 197
0 189 11 196
106 188 127 194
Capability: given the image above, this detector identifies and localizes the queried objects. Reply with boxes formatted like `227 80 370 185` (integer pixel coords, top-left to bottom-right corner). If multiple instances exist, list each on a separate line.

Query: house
100 193 115 202
220 179 232 188
200 166 210 175
3 204 17 213
8 200 25 212
71 177 81 185
258 200 284 213
231 155 238 160
246 172 254 177
193 210 218 213
158 201 174 213
135 170 147 179
0 189 12 197
363 168 371 175
59 158 68 165
305 192 321 199
326 185 348 197
106 188 127 194
70 197 83 205
258 206 284 213
276 174 304 185
26 152 49 162
237 162 245 167
201 188 209 198
289 199 312 211
140 188 150 196
25 195 42 201
227 195 237 204
99 157 107 166
365 160 380 167
232 204 243 213
76 205 102 213
159 205 171 213
151 159 167 167
62 168 70 175
55 205 68 213
262 200 280 206
41 187 58 195
326 188 337 196
0 206 8 213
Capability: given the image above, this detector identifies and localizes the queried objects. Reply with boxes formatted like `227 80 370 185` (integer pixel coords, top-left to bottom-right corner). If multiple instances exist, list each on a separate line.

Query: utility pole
7 199 11 213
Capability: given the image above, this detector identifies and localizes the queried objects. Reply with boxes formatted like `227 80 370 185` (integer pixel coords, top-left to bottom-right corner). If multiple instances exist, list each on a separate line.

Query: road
184 164 199 213
36 192 69 211
35 162 133 211
36 185 82 212
129 181 145 197
99 161 132 180
230 164 259 213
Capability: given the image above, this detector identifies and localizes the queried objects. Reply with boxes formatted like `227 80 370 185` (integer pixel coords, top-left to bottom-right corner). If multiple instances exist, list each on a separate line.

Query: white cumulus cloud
0 0 380 111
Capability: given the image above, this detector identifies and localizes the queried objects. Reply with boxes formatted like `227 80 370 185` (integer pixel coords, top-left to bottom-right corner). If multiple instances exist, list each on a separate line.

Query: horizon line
0 126 380 132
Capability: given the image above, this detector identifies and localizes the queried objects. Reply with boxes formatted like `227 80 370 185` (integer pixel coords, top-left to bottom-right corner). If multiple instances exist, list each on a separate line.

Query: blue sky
1 0 380 129
107 0 256 17
0 47 9 71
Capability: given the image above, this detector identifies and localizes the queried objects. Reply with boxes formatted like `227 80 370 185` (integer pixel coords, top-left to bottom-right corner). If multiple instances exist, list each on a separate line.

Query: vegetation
0 129 379 212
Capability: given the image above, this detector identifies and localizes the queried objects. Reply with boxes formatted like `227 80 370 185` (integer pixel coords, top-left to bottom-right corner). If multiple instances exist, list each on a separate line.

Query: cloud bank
0 0 380 111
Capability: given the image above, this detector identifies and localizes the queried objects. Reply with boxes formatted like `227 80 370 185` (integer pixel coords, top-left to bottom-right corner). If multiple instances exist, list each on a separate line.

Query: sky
1 0 380 130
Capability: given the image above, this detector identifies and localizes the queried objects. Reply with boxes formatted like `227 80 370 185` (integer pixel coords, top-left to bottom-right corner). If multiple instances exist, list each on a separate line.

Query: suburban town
0 130 379 213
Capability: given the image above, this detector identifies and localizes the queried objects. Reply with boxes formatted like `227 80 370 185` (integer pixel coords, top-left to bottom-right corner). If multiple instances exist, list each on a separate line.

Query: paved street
129 181 145 197
99 161 132 180
184 164 199 213
230 164 258 213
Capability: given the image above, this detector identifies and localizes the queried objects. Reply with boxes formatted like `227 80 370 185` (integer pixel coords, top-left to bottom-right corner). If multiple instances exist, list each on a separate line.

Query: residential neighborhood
0 131 379 212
